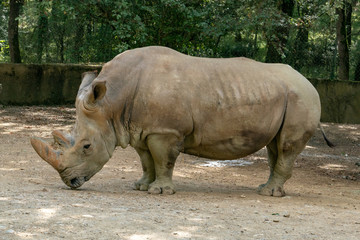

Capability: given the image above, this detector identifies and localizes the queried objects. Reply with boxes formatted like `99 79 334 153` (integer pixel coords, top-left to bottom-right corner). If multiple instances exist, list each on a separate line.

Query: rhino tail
319 123 335 148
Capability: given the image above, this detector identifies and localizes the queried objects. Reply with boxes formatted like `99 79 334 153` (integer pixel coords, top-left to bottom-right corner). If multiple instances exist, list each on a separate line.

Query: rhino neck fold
111 114 130 149
100 72 140 150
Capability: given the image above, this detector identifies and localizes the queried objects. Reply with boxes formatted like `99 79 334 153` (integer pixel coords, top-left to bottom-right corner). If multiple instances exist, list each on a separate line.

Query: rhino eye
83 144 91 149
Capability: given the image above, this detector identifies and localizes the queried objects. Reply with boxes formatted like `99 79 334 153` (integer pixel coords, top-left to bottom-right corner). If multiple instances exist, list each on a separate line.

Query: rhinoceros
31 46 332 197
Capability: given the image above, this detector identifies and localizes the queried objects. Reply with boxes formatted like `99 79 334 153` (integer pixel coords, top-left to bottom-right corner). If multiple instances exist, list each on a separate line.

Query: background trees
0 0 359 81
336 0 356 81
8 0 23 63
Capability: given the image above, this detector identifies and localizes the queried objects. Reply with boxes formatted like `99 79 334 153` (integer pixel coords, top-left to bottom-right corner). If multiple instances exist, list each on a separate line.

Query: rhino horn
52 130 73 149
30 137 64 172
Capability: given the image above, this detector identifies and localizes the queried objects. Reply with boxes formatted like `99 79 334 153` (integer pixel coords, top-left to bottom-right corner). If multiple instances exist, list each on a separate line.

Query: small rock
71 204 83 207
273 219 280 223
355 162 360 167
154 219 163 223
5 229 15 234
343 175 357 181
283 213 290 218
82 214 94 218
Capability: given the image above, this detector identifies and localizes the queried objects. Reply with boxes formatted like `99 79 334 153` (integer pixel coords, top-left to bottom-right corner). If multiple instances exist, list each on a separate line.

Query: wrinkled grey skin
31 46 329 196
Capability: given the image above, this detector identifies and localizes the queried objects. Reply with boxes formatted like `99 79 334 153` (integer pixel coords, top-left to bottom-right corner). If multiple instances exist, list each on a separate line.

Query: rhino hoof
162 186 176 195
148 182 175 195
133 182 150 191
148 186 162 194
258 184 285 197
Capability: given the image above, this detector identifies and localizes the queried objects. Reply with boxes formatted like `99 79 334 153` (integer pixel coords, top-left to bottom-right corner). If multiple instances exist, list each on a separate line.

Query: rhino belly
183 130 273 160
182 100 285 160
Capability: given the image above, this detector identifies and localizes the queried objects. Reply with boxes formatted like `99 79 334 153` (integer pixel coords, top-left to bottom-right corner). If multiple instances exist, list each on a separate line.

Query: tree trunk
336 1 352 81
265 0 295 63
355 55 360 81
293 25 309 70
36 0 48 63
73 23 84 62
8 0 23 63
266 43 282 63
59 32 64 63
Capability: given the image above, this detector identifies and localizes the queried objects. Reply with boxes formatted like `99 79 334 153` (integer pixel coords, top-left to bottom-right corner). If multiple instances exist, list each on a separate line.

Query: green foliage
1 0 360 80
0 39 9 62
0 0 9 62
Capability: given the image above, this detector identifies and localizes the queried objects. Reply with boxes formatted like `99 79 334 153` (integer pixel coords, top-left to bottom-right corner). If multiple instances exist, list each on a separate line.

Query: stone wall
310 79 360 124
0 63 359 123
0 63 101 105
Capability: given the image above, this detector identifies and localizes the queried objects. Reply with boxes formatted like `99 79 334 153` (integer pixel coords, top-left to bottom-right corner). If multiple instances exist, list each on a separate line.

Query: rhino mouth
67 173 96 189
68 176 87 189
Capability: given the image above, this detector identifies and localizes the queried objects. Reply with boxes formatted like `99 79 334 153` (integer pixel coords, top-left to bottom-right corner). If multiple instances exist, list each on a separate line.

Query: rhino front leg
146 134 180 195
134 148 156 191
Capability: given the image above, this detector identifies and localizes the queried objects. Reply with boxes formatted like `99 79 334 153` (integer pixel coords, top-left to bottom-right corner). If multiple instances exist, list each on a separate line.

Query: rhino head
30 71 118 189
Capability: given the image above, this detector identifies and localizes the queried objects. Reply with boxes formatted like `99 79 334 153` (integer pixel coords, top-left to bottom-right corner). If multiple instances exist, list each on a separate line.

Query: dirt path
1 106 359 240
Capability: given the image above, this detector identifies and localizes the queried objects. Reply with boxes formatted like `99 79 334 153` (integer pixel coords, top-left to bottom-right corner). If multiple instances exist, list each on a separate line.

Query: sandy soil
0 106 359 240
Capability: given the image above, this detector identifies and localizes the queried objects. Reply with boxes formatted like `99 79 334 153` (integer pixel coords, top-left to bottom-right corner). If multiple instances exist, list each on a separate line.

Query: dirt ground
0 106 359 240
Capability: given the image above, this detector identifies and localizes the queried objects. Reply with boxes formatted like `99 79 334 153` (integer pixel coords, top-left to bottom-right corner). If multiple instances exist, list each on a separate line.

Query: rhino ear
88 81 107 104
77 71 98 97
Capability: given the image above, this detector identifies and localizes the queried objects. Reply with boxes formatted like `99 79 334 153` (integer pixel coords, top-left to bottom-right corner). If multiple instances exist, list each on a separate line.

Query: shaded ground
0 106 359 240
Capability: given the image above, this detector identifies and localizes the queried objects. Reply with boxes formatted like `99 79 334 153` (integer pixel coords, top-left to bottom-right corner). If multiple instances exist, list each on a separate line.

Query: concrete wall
310 79 360 124
0 63 359 123
0 63 101 105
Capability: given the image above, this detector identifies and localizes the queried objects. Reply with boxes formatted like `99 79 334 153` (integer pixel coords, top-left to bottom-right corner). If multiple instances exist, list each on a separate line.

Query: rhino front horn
30 137 64 172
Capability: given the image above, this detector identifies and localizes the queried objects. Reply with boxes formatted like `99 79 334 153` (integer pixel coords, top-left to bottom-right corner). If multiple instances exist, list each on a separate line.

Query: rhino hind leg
134 148 156 191
258 143 295 197
258 124 315 197
145 134 180 195
258 89 319 197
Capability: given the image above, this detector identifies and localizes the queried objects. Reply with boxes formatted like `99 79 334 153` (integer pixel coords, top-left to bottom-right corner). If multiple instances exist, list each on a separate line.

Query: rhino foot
257 183 285 197
133 182 149 191
133 172 156 191
148 180 175 195
133 178 154 191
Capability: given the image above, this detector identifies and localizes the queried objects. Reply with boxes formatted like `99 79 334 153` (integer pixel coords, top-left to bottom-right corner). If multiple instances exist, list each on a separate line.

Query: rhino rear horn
52 130 74 149
30 137 64 172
